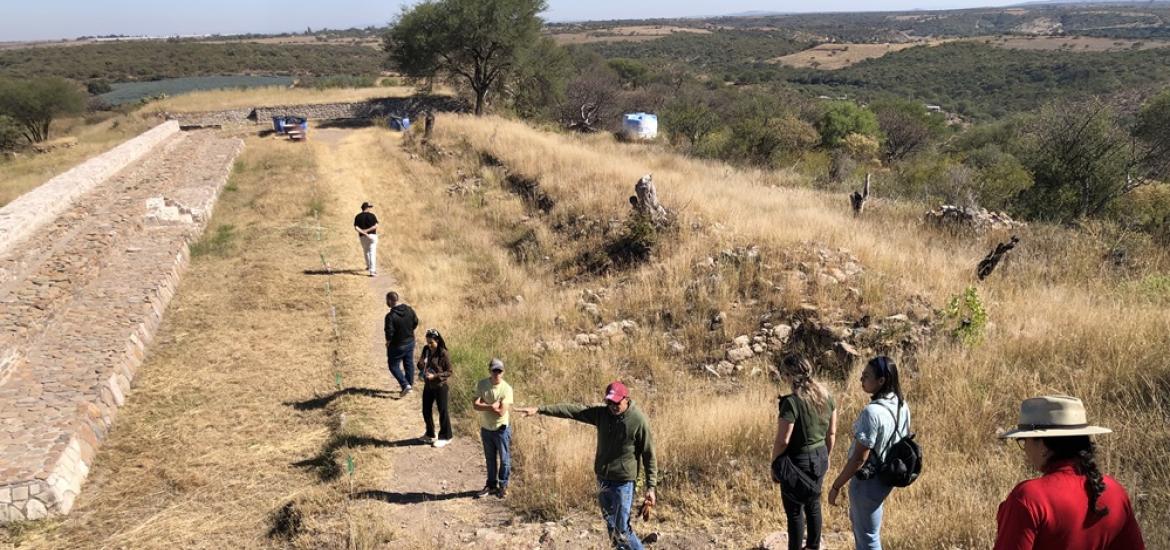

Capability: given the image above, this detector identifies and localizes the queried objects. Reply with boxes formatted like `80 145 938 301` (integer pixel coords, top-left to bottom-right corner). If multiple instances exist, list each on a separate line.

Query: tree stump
977 235 1020 280
850 173 871 217
423 111 435 141
630 174 669 226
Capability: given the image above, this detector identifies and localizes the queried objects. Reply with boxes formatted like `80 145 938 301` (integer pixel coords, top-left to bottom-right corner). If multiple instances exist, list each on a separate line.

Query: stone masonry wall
0 121 180 256
0 129 244 523
172 96 466 127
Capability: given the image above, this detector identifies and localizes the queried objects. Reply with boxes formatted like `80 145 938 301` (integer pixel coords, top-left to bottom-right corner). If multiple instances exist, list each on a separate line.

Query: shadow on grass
284 387 395 411
317 118 376 129
301 268 370 276
293 435 426 482
352 489 480 504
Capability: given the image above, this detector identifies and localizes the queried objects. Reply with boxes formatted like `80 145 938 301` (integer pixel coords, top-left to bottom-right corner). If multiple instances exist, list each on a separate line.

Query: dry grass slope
411 114 1170 548
3 106 1167 548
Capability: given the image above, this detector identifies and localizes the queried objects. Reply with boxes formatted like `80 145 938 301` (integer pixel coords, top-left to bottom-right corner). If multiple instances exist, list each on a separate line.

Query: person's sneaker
495 485 508 499
432 439 451 448
418 435 435 444
400 386 412 397
474 485 495 499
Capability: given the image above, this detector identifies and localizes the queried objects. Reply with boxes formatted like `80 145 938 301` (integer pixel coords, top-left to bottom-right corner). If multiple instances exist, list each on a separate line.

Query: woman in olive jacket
418 328 453 447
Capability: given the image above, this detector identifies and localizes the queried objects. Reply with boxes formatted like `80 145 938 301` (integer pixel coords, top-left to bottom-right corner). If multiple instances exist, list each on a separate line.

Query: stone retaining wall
0 121 181 256
172 96 467 127
0 130 244 523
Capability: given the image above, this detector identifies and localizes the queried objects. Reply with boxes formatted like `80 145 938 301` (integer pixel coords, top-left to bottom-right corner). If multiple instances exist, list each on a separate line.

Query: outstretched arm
514 404 599 425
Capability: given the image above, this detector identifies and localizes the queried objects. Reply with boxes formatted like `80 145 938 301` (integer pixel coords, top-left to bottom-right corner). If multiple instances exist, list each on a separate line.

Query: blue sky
1 0 1023 42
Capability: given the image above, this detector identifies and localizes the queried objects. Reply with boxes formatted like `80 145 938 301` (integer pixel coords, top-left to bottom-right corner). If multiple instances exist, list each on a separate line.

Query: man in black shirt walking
384 291 419 396
354 202 379 277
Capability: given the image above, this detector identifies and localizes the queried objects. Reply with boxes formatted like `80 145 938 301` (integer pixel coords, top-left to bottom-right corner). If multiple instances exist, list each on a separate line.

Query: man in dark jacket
517 381 657 550
384 291 419 396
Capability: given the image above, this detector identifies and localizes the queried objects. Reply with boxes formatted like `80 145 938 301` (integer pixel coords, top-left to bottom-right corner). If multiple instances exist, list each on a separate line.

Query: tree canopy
384 0 547 115
0 77 86 144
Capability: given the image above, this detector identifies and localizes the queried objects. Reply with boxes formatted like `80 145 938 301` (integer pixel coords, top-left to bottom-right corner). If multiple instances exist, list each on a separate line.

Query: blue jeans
849 476 894 550
480 426 511 489
386 341 415 391
598 479 644 550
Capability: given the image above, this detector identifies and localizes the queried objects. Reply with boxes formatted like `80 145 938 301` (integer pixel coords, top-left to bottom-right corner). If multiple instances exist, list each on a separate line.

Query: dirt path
307 128 753 550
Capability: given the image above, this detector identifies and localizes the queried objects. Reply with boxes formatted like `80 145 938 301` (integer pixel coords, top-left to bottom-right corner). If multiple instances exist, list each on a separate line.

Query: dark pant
422 384 452 439
386 341 415 390
780 446 829 550
480 425 511 489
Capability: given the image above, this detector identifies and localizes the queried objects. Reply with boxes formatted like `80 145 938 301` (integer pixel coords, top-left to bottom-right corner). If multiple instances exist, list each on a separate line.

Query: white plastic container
622 113 658 140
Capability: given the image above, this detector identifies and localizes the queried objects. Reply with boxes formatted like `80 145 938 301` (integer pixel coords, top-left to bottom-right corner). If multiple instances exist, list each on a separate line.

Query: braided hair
1041 436 1110 517
778 354 832 415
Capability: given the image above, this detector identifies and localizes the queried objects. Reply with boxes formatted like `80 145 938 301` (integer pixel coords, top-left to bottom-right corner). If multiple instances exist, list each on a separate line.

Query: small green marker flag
335 371 342 390
346 455 355 476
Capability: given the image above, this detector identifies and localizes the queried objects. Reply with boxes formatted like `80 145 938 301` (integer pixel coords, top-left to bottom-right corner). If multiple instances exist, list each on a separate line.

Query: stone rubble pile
925 204 1025 232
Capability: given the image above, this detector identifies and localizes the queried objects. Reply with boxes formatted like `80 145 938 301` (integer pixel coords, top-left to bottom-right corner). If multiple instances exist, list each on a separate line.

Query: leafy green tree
724 94 819 167
86 79 112 95
507 37 572 120
0 114 23 150
871 98 946 161
1016 99 1168 222
661 95 721 148
816 100 880 148
606 58 650 90
964 145 1033 211
0 77 85 143
384 0 546 115
1132 89 1170 186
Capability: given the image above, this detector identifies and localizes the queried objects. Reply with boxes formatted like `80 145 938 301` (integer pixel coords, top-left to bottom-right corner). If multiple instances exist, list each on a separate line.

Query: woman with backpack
827 356 911 550
995 395 1144 550
771 355 837 550
418 328 453 448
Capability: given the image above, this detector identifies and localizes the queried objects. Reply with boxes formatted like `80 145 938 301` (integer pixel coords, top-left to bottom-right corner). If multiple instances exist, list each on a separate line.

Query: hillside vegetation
395 114 1170 547
0 42 384 82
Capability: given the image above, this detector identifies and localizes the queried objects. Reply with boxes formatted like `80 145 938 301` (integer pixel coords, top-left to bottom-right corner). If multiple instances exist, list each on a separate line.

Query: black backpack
875 400 923 488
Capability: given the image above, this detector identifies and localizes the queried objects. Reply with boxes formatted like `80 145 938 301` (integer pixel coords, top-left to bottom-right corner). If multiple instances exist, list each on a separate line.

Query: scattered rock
733 335 751 347
925 204 1026 233
726 346 754 363
667 340 686 355
760 531 789 550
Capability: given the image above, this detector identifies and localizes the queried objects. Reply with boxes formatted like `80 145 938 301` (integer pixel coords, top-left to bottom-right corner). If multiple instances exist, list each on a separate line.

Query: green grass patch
189 224 236 257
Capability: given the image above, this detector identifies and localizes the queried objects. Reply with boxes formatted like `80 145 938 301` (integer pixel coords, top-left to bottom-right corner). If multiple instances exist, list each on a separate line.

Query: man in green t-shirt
516 381 656 550
472 358 513 498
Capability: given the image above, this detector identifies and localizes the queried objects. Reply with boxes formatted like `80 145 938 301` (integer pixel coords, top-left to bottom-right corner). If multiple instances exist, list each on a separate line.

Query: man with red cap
517 381 657 550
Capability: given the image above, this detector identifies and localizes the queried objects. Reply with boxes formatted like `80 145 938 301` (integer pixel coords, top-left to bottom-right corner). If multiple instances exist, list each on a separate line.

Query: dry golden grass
0 113 156 207
6 107 1167 548
409 114 1170 548
549 25 711 45
773 41 950 70
981 35 1170 52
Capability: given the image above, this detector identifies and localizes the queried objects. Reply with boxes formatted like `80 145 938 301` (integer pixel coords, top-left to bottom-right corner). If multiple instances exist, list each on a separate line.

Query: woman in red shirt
996 396 1145 550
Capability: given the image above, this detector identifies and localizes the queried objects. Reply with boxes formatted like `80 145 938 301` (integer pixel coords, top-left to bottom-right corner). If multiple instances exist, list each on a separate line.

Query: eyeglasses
606 401 623 411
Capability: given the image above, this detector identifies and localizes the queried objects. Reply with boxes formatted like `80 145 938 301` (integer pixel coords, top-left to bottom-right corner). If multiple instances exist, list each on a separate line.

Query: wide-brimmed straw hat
999 395 1112 439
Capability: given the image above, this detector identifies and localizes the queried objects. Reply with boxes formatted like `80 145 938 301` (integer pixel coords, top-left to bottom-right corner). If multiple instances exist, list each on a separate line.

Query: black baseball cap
361 202 373 209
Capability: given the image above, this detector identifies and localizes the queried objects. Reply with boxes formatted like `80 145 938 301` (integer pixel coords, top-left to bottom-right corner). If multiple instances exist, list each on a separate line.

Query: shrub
0 114 22 150
816 100 880 147
945 285 988 346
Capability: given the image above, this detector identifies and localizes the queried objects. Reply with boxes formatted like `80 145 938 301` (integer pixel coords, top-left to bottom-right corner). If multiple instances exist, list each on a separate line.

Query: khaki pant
359 233 378 275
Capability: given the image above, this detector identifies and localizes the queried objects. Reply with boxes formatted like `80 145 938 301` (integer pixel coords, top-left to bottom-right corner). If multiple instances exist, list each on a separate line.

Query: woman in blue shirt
827 356 910 550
